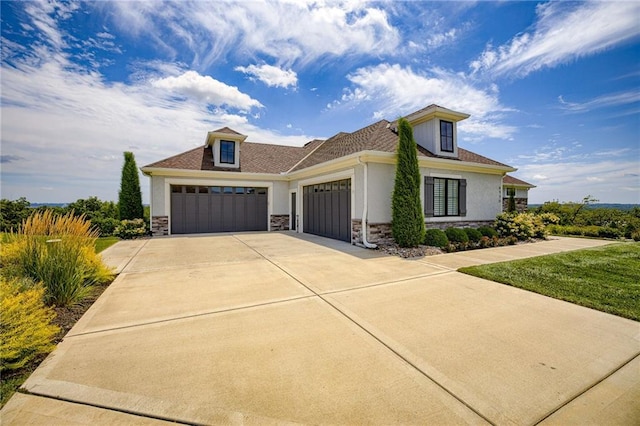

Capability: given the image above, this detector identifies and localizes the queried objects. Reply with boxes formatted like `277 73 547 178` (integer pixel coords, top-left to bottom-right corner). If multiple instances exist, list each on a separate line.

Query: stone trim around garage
151 216 169 236
270 214 290 231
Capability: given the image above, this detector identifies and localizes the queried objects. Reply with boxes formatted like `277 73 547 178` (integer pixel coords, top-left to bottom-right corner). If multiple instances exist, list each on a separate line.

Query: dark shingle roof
291 119 510 171
145 116 512 174
503 175 535 187
143 141 321 174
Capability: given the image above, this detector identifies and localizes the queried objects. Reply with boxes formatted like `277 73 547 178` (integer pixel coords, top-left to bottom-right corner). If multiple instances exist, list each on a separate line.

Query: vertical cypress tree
507 190 516 212
118 152 144 220
392 118 426 247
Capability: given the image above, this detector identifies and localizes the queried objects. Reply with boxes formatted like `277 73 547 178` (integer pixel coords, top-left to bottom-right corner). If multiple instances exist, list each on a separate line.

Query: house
142 105 523 246
502 175 536 212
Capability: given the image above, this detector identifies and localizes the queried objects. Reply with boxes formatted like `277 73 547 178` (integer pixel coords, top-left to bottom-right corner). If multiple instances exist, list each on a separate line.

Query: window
220 140 235 164
440 120 454 152
506 188 516 197
425 177 466 217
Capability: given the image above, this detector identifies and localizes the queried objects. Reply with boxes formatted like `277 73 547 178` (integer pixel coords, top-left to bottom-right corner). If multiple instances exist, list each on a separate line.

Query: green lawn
459 242 640 321
94 236 119 253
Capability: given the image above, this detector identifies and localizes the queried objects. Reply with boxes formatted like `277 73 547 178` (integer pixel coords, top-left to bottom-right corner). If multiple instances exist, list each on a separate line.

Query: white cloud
151 71 262 110
106 1 401 68
558 91 640 113
1 55 314 203
235 64 298 89
518 160 640 204
332 63 516 140
471 2 640 78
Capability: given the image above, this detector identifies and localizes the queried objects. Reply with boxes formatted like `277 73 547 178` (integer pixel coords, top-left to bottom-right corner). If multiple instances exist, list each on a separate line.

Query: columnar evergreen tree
391 118 426 247
507 190 516 212
118 152 144 220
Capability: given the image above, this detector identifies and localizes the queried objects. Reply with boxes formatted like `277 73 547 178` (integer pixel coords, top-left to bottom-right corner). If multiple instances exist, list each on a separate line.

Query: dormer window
440 120 453 152
220 140 235 164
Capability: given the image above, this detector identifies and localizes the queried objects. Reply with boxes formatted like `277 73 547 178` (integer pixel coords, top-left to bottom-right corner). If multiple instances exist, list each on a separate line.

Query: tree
118 152 144 220
0 197 31 232
507 190 516 212
391 118 425 247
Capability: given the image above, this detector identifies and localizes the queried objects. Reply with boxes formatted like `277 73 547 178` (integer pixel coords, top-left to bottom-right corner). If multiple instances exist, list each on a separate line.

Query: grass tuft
459 243 640 321
1 211 113 306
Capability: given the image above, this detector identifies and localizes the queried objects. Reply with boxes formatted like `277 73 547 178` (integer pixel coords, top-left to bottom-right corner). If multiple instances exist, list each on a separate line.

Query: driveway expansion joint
531 350 640 425
232 235 496 425
18 390 197 425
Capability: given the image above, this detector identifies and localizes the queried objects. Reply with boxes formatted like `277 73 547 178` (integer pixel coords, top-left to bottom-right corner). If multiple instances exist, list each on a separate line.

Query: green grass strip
459 242 640 321
94 237 119 253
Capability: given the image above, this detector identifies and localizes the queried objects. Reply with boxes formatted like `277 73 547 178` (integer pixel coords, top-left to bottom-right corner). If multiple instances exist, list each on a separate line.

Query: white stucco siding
424 167 502 222
150 176 166 216
366 162 395 223
270 181 289 214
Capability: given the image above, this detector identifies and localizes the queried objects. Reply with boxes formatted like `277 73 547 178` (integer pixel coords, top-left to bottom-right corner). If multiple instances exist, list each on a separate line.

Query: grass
95 236 119 253
459 242 640 321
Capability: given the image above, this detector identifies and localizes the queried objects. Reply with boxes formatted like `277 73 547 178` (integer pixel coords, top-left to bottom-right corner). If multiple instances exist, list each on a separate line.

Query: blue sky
1 0 639 205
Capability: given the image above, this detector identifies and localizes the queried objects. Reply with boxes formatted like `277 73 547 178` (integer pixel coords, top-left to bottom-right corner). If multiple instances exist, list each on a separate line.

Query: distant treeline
529 203 639 212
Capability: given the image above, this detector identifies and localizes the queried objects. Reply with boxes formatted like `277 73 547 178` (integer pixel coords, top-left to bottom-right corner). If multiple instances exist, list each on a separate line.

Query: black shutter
459 179 467 217
424 176 434 217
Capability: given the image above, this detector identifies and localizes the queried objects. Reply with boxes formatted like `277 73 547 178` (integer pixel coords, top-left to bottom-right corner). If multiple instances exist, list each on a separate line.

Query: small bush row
546 224 630 240
423 226 518 252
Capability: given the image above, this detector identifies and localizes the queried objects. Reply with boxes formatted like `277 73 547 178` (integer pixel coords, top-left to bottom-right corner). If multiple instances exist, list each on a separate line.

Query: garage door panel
171 185 267 234
303 179 351 242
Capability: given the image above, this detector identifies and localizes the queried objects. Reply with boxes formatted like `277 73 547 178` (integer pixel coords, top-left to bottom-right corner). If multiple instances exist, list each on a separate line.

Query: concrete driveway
2 234 639 425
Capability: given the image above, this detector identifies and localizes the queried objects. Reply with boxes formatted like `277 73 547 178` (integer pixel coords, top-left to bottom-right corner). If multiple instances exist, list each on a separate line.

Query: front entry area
303 179 351 242
170 185 268 234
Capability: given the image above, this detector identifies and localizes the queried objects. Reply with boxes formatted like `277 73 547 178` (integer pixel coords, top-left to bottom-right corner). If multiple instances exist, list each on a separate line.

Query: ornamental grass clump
0 277 59 372
2 210 112 306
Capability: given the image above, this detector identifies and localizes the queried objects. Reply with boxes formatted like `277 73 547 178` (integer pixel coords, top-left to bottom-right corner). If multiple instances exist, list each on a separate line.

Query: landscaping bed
0 280 111 407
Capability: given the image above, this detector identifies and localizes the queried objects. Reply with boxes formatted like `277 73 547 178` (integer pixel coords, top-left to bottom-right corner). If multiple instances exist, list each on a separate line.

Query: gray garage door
171 185 268 234
303 179 351 242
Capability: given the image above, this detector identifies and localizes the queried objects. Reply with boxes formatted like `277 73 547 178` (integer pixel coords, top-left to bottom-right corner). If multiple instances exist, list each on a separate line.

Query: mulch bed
376 242 444 258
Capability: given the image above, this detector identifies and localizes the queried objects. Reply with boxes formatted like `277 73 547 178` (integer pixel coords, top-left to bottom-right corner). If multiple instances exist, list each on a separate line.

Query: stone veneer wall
270 214 290 231
151 216 169 236
502 197 528 213
351 219 394 245
425 220 494 230
353 219 496 245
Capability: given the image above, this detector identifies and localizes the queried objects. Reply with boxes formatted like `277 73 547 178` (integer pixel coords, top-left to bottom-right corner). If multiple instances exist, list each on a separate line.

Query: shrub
3 211 113 306
91 217 120 236
597 227 622 239
445 227 469 244
0 277 59 371
478 226 498 238
424 229 449 248
464 228 483 243
632 230 640 242
538 212 560 226
114 219 147 239
495 212 546 240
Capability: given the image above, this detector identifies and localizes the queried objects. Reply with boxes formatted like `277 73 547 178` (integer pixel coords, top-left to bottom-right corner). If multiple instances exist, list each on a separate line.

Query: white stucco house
141 104 529 245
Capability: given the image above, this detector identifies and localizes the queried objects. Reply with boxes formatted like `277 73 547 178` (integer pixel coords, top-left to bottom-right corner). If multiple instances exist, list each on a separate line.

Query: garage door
303 179 351 242
171 185 268 234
